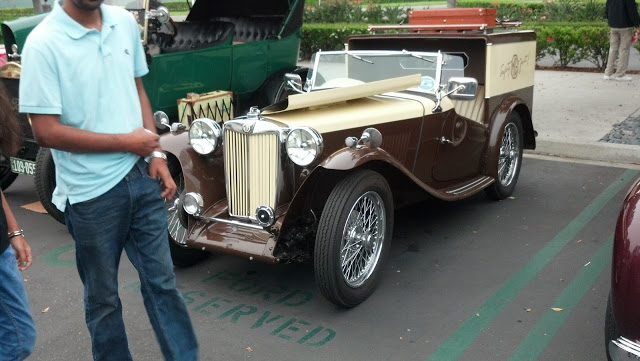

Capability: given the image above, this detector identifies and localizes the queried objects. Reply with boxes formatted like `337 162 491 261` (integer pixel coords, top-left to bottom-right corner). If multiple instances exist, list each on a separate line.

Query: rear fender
485 96 534 177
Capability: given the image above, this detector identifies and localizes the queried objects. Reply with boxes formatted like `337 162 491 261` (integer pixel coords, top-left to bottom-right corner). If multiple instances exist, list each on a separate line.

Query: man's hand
11 236 33 271
148 157 177 199
127 127 161 156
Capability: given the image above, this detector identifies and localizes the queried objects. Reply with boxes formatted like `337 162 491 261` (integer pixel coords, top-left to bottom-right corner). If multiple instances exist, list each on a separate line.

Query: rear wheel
35 147 65 224
166 162 208 267
485 112 524 200
314 170 393 308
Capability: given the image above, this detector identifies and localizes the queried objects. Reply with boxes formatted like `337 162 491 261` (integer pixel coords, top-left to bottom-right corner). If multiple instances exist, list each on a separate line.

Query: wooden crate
177 90 234 128
408 8 496 30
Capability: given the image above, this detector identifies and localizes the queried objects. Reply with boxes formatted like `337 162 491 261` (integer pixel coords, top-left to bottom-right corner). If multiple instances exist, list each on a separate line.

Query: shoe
615 75 633 81
604 75 611 80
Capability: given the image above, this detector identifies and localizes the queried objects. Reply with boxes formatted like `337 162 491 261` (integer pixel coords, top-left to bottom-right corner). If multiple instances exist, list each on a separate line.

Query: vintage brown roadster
156 28 537 307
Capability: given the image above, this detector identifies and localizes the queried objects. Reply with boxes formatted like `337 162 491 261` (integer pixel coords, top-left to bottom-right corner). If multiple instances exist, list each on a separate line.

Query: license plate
10 157 36 176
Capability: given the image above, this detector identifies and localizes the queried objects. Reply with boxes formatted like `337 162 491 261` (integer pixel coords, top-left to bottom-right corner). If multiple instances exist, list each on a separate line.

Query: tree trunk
447 0 457 8
32 0 43 14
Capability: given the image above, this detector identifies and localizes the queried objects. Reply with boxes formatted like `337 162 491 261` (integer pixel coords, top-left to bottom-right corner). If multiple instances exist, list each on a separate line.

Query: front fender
318 146 405 171
612 177 640 338
159 131 227 209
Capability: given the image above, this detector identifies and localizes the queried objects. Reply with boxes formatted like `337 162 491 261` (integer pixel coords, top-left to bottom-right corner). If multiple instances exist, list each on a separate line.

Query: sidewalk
530 52 640 166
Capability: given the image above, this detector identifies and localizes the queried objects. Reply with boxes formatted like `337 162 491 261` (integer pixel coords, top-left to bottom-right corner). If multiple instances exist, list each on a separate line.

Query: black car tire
485 112 524 200
166 163 208 267
314 170 393 308
35 147 65 224
0 156 18 191
605 292 620 361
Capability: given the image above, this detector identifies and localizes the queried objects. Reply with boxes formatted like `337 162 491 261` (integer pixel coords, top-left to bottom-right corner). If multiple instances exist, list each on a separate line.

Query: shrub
304 0 411 24
300 21 612 70
300 23 369 58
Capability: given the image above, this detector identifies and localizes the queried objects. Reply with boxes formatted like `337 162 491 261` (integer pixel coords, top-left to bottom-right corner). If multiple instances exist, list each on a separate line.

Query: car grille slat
225 128 279 218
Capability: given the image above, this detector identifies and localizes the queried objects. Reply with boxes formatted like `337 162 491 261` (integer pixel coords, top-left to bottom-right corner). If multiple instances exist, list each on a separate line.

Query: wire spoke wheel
340 191 385 288
485 113 523 200
166 173 187 245
497 122 521 187
166 164 208 267
315 170 393 308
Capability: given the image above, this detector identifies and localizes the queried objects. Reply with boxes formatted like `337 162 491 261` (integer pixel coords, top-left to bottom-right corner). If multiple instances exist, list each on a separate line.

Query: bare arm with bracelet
1 190 32 271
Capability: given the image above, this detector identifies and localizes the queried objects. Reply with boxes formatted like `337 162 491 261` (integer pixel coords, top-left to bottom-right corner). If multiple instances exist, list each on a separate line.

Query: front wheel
0 155 17 191
314 170 393 308
485 112 524 200
165 162 208 267
35 147 65 224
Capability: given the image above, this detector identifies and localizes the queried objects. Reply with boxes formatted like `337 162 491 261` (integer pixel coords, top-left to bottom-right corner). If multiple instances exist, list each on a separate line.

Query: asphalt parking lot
4 154 638 361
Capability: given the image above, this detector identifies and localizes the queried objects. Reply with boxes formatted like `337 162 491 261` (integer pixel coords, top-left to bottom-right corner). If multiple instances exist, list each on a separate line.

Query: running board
442 176 494 198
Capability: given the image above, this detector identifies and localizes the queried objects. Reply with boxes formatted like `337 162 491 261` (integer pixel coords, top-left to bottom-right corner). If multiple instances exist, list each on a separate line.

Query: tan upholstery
452 85 485 123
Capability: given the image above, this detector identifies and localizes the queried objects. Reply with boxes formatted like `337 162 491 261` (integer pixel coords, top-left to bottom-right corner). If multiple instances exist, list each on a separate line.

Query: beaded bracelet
8 229 24 239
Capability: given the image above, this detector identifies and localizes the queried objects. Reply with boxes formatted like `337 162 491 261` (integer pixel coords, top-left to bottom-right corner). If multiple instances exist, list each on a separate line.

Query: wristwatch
150 150 167 162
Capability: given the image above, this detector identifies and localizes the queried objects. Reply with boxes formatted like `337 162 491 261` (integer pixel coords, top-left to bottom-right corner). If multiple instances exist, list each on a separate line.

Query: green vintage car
0 0 305 223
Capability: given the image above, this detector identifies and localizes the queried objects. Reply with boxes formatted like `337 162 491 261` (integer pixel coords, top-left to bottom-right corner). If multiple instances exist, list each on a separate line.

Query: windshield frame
307 50 446 94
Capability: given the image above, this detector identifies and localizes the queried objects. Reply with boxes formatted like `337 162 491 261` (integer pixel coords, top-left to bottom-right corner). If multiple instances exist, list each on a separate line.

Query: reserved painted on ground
41 245 336 347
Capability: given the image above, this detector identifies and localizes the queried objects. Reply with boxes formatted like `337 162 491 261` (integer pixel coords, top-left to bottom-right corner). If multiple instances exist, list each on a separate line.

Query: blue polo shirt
19 1 149 211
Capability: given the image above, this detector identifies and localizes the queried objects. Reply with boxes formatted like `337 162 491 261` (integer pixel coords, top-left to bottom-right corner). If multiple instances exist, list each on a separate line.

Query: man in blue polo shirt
19 0 199 360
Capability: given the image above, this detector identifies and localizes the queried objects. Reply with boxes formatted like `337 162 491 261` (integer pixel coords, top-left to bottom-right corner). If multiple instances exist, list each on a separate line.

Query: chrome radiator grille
224 128 279 218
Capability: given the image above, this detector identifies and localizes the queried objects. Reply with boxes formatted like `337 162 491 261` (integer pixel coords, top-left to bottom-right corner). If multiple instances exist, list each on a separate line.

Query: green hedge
300 22 613 69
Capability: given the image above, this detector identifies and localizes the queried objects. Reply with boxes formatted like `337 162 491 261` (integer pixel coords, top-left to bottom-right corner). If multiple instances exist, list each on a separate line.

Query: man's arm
135 77 177 199
30 113 160 157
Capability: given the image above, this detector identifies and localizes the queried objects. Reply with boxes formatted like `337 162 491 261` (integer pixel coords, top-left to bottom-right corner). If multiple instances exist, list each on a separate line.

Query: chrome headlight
183 192 204 216
286 127 323 166
189 118 222 155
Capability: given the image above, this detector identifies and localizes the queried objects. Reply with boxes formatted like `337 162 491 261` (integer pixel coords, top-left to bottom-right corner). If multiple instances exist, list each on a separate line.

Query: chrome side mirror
154 111 170 129
284 73 304 94
446 77 478 100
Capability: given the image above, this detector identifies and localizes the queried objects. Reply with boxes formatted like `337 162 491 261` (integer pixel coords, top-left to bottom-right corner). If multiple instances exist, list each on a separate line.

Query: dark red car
606 178 640 360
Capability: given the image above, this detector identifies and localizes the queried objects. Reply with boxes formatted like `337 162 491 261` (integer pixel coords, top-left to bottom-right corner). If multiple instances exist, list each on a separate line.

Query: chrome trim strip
445 176 492 194
193 215 267 231
613 337 640 358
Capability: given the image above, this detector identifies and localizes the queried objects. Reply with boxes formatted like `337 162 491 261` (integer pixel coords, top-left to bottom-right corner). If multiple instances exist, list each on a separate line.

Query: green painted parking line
508 236 612 361
427 169 638 361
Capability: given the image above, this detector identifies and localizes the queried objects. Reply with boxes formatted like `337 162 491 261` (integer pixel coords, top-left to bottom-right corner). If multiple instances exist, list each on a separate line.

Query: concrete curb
527 139 640 165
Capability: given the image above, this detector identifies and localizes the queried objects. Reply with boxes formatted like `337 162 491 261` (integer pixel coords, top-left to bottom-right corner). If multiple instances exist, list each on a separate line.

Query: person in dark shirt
604 0 640 80
0 80 36 360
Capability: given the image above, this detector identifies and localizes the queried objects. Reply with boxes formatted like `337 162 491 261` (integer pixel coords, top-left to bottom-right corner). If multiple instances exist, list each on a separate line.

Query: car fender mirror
154 111 170 129
446 77 478 100
284 73 304 94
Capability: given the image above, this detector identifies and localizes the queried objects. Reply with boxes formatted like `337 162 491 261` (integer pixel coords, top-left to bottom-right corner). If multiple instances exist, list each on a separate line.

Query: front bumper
610 337 640 360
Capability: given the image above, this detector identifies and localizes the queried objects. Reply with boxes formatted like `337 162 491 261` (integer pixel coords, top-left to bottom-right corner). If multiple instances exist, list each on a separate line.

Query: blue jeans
65 158 198 361
0 246 36 361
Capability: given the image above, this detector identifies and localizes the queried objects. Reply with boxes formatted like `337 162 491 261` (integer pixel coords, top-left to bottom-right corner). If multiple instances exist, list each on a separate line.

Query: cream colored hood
261 74 438 133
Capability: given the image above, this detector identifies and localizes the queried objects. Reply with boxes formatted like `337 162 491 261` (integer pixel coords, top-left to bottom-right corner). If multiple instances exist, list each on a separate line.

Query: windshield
306 50 466 94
